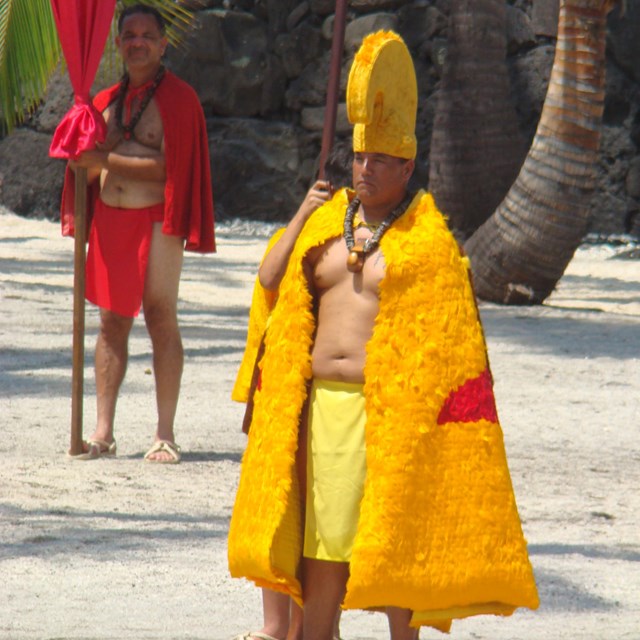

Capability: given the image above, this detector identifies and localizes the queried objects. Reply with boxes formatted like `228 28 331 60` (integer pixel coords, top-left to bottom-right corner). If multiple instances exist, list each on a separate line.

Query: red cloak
60 70 215 253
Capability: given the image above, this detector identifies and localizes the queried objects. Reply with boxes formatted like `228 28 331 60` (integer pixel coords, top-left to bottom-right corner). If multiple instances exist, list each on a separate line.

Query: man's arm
259 180 331 291
70 149 166 183
67 153 102 185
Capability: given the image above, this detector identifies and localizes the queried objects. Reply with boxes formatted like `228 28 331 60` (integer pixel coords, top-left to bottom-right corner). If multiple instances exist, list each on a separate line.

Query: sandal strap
144 440 181 462
87 439 116 453
232 633 282 640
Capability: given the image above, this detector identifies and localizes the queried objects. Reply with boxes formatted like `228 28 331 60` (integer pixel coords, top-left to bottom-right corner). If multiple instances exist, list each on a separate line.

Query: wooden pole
318 0 348 180
69 167 87 456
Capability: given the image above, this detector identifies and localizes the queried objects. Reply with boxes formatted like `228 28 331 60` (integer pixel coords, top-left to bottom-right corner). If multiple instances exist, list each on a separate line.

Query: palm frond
0 0 61 133
141 0 198 49
0 1 10 66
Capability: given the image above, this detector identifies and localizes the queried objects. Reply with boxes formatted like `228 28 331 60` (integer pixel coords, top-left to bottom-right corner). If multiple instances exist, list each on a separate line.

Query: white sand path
0 210 638 639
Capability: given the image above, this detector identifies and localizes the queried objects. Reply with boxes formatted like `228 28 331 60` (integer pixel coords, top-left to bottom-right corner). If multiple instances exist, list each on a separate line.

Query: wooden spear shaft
69 167 87 456
318 0 348 180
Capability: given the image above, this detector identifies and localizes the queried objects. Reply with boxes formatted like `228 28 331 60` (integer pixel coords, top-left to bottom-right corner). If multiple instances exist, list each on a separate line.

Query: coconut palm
464 0 621 304
428 0 526 240
0 0 196 134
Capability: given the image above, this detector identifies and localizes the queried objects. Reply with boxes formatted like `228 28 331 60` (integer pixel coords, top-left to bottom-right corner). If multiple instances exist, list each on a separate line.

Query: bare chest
103 97 164 152
309 231 386 295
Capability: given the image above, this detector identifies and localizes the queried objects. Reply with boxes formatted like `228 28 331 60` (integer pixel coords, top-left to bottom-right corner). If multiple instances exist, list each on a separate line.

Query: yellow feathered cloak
228 189 539 630
231 228 284 403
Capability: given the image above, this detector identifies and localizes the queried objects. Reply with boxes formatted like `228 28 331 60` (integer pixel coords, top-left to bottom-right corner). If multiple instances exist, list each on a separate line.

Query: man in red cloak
63 3 215 463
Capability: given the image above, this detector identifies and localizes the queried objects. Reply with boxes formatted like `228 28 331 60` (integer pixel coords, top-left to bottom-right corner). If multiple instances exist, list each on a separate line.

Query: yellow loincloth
304 379 366 562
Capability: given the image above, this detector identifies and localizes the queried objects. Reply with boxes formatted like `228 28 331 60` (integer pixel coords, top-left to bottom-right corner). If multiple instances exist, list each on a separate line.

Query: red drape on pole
49 0 116 159
48 0 117 456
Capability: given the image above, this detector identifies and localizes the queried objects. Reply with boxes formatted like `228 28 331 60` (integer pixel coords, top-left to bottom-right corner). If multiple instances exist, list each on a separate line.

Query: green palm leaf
0 0 197 134
0 0 60 134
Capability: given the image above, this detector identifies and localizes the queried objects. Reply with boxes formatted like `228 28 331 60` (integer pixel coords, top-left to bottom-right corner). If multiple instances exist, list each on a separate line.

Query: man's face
352 152 414 207
116 13 167 72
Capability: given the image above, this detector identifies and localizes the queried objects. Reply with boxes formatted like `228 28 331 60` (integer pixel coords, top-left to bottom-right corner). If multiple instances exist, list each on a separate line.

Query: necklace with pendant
115 65 165 140
343 192 414 272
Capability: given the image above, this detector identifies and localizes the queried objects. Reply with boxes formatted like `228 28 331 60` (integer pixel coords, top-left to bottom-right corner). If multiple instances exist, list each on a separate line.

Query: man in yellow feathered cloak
228 31 539 637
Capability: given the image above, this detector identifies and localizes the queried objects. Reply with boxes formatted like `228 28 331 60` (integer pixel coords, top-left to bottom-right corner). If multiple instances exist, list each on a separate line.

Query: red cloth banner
49 0 116 159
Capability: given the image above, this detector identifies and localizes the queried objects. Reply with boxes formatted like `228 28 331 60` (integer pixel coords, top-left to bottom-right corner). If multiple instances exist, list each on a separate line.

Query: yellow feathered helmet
347 31 418 160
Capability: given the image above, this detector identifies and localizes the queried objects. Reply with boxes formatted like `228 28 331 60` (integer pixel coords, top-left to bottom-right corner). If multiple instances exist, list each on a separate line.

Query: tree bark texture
465 0 618 305
428 0 526 240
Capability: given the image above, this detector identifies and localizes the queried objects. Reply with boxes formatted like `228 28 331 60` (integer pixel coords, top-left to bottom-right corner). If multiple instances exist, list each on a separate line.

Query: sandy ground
0 208 638 640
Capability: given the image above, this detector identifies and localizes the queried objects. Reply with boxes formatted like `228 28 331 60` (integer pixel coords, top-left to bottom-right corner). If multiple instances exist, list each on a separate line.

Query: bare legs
90 309 134 446
302 559 348 640
386 607 419 640
288 602 304 640
301 557 415 640
87 224 184 461
260 589 291 640
257 590 303 640
142 226 184 459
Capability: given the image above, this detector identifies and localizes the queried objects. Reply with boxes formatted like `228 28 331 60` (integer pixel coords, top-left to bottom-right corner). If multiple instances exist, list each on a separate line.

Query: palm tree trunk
465 0 618 304
428 0 526 240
